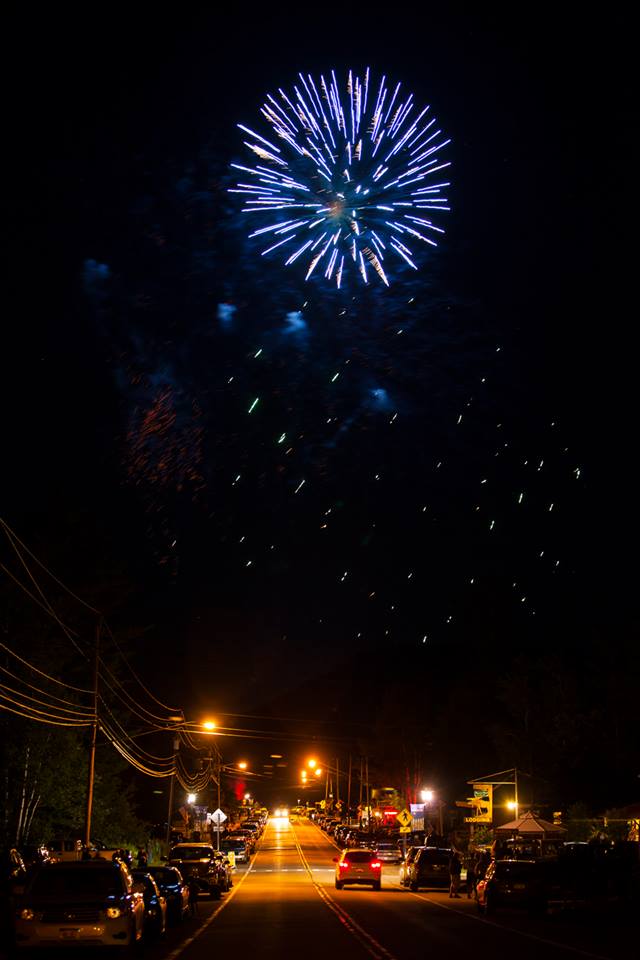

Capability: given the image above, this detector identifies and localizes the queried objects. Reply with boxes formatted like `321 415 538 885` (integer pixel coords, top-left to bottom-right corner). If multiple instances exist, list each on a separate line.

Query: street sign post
210 808 227 850
397 808 413 857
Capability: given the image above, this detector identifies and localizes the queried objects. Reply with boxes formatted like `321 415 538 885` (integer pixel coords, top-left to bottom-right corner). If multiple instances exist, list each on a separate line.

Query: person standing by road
449 849 462 898
465 851 477 899
188 876 200 917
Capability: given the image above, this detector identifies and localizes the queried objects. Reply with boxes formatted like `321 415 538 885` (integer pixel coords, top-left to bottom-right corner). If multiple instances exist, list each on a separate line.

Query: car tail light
370 861 382 870
338 862 350 870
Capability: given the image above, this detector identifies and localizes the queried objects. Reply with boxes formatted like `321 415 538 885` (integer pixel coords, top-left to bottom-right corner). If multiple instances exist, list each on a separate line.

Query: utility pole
365 756 370 832
165 734 180 851
347 755 352 820
83 620 101 850
216 751 221 851
336 757 340 805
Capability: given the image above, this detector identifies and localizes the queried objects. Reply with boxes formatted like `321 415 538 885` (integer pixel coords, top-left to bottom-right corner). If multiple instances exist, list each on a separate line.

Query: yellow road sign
399 826 412 834
396 808 412 828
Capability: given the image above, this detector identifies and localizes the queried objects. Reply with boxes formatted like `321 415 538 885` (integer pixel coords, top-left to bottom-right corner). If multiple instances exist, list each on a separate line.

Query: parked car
334 849 383 890
47 838 83 862
13 859 145 951
243 820 263 839
376 841 402 864
168 843 224 898
476 859 548 914
399 846 424 886
407 847 452 891
146 865 188 923
212 851 233 891
219 837 249 865
131 870 167 938
353 832 376 849
227 829 255 854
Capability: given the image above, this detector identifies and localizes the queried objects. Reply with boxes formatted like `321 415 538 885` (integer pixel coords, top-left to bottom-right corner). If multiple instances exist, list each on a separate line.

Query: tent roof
495 810 567 837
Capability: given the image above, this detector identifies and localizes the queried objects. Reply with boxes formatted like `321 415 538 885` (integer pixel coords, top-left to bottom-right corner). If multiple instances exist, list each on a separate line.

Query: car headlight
20 907 35 921
106 907 123 919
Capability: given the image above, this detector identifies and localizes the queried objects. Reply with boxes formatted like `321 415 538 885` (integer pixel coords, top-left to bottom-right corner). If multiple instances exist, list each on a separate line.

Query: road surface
152 816 633 960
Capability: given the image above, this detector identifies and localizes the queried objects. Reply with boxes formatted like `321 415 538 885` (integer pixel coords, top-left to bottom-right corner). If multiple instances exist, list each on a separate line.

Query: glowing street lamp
307 759 317 769
421 789 434 804
237 761 248 770
315 768 323 777
187 793 197 804
202 720 216 732
507 800 519 816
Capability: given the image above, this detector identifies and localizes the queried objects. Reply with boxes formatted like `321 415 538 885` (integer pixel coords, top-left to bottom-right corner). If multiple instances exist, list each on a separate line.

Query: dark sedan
476 859 548 914
131 871 167 938
146 865 188 923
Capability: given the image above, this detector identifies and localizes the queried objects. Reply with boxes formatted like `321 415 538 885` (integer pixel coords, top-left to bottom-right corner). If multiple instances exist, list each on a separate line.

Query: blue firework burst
230 68 451 288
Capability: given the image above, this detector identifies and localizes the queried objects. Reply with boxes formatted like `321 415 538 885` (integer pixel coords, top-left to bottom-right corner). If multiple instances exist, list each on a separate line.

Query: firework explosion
230 69 451 287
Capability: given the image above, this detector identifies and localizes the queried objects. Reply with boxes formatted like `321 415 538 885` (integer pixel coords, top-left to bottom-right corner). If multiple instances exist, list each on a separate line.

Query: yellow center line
292 823 400 960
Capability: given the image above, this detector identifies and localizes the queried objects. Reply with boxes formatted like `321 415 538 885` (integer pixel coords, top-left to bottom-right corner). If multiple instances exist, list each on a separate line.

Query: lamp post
421 788 443 837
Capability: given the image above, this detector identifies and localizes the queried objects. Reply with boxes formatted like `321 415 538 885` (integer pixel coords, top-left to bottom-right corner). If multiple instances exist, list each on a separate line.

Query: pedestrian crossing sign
396 808 412 828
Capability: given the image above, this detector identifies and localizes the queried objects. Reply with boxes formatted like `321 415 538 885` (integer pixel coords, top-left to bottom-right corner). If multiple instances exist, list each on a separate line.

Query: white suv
333 849 382 890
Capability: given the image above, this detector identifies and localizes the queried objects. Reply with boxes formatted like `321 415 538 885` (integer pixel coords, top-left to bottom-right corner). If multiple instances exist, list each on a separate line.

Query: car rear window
170 847 212 860
419 849 450 864
345 852 375 863
495 861 538 880
148 868 175 883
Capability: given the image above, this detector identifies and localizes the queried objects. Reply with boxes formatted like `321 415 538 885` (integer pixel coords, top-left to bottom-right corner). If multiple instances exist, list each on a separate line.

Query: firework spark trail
230 69 451 287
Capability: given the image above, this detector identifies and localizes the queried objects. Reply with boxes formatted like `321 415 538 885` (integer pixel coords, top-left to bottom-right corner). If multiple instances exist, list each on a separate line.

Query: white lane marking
165 859 257 959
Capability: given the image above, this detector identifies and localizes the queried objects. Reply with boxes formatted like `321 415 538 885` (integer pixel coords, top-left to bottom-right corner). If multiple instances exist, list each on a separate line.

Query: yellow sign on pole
396 809 412 828
399 826 412 834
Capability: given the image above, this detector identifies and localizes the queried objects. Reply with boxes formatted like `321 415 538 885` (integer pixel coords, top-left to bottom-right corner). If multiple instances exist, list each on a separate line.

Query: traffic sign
211 808 227 825
399 826 412 834
396 809 412 828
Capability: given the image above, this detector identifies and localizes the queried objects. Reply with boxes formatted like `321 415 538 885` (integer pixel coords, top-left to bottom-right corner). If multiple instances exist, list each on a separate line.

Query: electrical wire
0 640 92 694
0 700 92 727
0 681 93 718
97 660 178 729
102 622 179 714
0 519 100 615
98 696 175 765
0 528 88 659
0 691 93 726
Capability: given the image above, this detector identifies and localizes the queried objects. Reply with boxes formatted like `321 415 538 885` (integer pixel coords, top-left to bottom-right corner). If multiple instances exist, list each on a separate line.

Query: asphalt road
151 817 634 960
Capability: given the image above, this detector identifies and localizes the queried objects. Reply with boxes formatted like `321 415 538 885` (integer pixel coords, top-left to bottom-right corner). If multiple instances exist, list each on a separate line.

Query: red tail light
338 862 350 870
370 861 382 870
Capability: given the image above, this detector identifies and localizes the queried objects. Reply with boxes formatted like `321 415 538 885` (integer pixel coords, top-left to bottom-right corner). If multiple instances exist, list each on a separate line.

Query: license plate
61 929 80 939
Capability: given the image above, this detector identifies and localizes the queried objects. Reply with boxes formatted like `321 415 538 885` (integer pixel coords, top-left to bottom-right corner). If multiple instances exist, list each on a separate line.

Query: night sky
4 10 637 810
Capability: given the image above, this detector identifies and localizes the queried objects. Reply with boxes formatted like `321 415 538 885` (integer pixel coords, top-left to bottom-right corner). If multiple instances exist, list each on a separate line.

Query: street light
421 788 443 836
507 799 519 816
203 720 216 732
187 793 197 804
